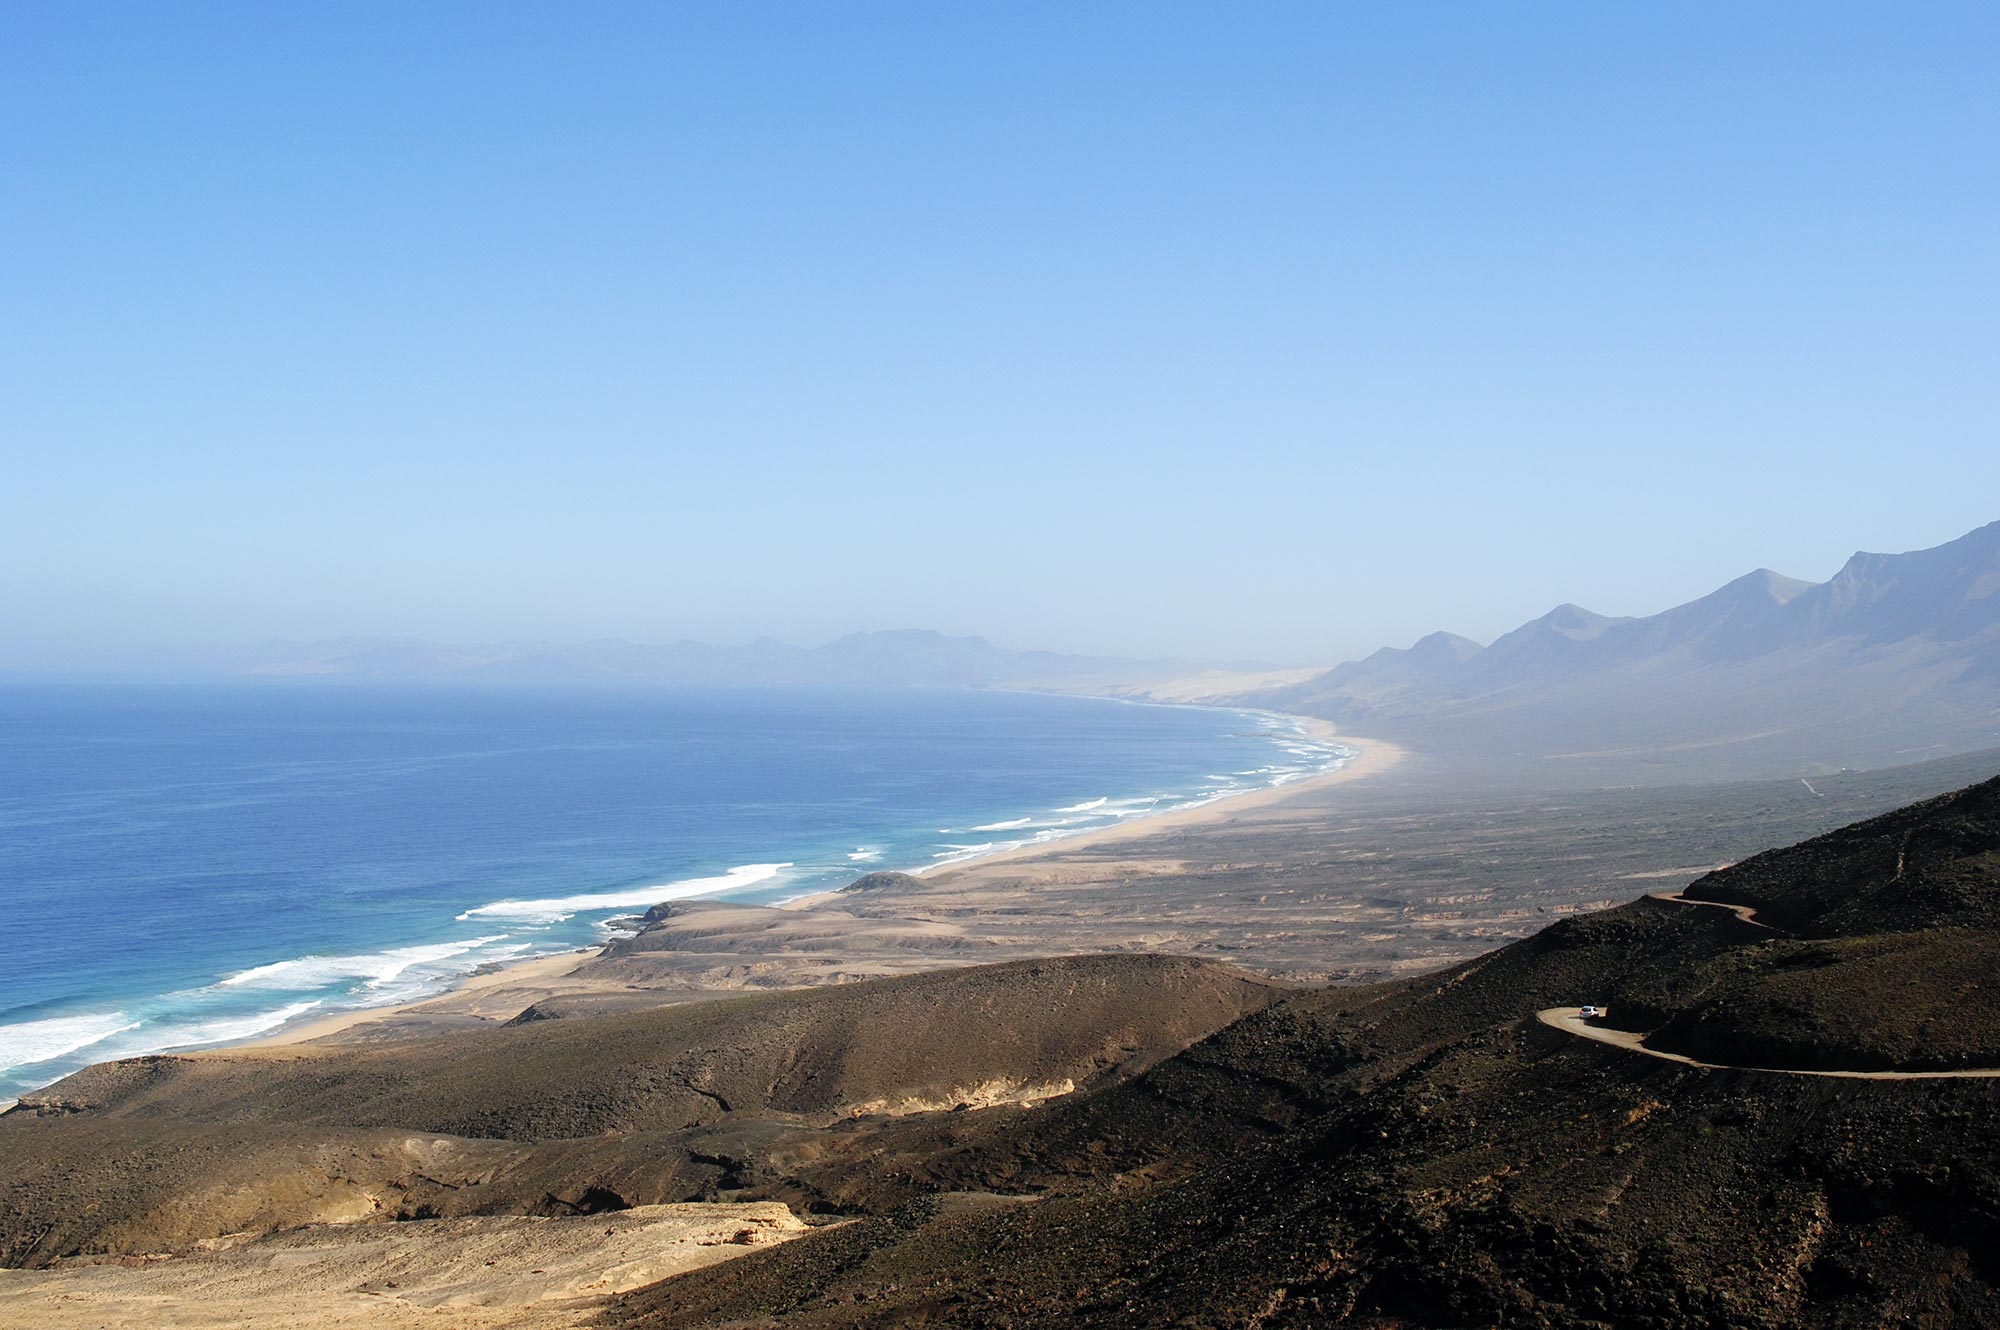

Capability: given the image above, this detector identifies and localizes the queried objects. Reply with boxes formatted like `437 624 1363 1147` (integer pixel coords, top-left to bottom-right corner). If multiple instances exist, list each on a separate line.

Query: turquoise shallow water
0 684 1348 1095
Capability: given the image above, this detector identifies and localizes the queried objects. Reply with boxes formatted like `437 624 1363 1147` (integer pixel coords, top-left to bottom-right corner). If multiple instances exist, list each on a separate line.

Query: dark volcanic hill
1249 519 2000 781
591 771 2000 1329
4 778 1999 1327
0 956 1277 1266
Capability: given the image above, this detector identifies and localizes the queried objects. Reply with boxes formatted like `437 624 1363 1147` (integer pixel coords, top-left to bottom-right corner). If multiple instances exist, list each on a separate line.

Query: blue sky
4 3 1996 667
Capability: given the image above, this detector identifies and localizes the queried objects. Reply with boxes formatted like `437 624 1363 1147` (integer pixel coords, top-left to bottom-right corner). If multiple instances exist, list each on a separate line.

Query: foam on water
1100 797 1165 817
457 863 792 923
931 842 997 864
222 936 511 990
900 714 1355 876
122 1000 327 1055
0 692 1356 1096
0 997 328 1081
0 1011 141 1070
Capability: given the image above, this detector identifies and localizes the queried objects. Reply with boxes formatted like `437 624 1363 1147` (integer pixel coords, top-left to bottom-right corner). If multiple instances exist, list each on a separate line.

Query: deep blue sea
0 685 1347 1096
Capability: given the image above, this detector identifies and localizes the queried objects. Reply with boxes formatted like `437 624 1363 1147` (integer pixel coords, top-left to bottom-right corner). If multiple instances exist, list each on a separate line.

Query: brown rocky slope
0 955 1276 1266
5 777 1999 1327
602 775 2000 1328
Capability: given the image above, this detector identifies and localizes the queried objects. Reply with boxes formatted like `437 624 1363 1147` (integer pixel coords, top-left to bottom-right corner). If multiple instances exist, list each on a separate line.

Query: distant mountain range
1241 519 2000 782
154 629 1210 692
64 521 2000 782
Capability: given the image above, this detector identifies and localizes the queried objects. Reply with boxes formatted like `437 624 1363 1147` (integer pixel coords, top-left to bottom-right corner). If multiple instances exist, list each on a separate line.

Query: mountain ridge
1246 519 2000 780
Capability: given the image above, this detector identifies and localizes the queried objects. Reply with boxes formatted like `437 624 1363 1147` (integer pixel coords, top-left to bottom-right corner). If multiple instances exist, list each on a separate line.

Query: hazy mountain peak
1248 517 2000 779
1492 603 1628 650
1320 630 1483 688
1804 520 2000 642
1540 602 1615 631
1410 630 1484 659
1728 568 1816 604
1829 519 2000 588
1626 566 1819 655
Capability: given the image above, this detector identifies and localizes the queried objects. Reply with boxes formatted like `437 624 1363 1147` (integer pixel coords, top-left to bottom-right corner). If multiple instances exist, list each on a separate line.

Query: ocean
0 685 1348 1096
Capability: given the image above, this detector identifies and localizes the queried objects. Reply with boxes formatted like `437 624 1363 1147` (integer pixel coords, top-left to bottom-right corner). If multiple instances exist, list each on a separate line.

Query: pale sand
0 1202 813 1329
236 949 600 1050
777 725 1404 910
1097 665 1331 703
931 723 1403 871
238 724 1400 1049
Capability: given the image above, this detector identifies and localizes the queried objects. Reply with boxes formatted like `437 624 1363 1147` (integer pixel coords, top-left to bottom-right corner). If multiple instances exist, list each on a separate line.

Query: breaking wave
458 863 793 924
222 936 510 990
0 1011 140 1071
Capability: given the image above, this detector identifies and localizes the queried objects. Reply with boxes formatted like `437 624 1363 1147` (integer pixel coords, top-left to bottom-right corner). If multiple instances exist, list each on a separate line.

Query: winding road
1644 889 1775 929
1534 1008 2000 1080
1538 890 2000 1081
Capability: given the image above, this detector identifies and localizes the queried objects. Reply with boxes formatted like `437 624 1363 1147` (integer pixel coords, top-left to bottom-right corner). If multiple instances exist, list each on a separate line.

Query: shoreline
776 717 1401 910
937 718 1401 868
226 721 1400 1050
7 701 1384 1078
837 703 1369 877
232 948 598 1050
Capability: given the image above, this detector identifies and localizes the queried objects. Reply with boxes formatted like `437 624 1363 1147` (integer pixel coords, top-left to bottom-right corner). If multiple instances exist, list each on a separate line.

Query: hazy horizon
10 517 1997 681
6 5 1998 670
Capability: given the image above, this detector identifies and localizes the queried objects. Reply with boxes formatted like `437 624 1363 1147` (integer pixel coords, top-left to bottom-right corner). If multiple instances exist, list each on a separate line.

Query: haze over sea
0 685 1348 1096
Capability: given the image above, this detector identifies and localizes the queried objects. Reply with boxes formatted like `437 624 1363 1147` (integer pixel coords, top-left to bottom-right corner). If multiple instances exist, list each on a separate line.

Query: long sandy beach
235 722 1401 1050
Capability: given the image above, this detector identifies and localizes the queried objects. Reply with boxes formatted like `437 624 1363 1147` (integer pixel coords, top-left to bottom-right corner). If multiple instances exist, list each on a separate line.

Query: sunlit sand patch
0 1202 812 1329
842 1076 1078 1118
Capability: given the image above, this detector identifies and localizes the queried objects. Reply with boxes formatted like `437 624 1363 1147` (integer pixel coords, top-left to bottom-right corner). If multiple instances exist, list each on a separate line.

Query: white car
1578 1005 1606 1019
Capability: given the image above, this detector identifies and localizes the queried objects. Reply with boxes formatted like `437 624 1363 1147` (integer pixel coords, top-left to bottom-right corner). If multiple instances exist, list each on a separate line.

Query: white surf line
1535 1008 2000 1081
883 704 1359 883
